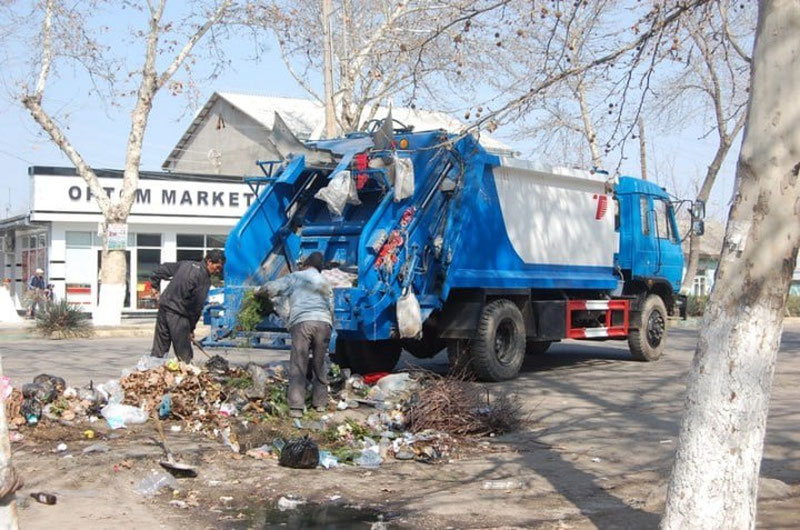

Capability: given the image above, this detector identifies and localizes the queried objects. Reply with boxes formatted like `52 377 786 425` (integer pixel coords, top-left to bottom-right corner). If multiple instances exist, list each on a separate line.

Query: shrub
237 289 266 331
687 295 708 317
35 300 93 339
786 295 800 317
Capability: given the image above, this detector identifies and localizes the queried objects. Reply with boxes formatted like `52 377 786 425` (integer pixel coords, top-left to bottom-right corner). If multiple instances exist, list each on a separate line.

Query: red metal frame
565 299 630 339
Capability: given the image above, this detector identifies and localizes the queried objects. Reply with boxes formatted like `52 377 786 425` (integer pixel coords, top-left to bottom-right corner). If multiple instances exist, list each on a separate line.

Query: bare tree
662 1 799 527
656 3 753 296
16 0 232 325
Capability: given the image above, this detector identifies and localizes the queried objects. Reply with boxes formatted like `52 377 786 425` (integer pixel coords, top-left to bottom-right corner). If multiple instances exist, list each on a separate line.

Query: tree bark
0 357 21 530
662 2 800 529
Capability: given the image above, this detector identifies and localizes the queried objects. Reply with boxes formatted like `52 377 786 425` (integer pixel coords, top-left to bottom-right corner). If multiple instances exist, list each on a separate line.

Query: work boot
289 409 303 419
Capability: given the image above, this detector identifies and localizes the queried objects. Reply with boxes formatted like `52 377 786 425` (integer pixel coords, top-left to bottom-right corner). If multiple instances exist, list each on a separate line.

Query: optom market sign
31 173 254 218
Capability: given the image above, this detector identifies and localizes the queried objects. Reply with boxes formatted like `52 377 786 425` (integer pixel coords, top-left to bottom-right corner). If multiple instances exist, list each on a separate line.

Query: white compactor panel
493 158 617 268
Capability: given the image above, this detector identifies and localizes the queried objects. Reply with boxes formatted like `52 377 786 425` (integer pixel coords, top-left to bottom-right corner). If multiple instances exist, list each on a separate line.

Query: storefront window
177 234 227 285
135 233 161 309
65 231 93 306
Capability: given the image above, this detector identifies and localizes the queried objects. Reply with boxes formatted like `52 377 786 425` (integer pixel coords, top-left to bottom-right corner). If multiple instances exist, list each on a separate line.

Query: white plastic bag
101 403 148 429
396 289 422 338
314 170 361 216
394 156 415 202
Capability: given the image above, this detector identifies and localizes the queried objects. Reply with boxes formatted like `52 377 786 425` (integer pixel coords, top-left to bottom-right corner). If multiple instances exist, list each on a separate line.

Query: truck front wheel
470 299 526 381
628 294 667 361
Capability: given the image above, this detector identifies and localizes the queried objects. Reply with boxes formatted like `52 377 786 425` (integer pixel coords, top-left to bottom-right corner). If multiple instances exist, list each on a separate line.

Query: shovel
153 415 197 478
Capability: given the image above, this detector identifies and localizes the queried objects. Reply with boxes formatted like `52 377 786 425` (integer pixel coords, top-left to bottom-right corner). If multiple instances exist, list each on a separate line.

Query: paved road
4 322 799 527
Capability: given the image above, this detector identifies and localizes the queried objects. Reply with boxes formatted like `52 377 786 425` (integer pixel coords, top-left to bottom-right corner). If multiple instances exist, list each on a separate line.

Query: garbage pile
3 355 523 471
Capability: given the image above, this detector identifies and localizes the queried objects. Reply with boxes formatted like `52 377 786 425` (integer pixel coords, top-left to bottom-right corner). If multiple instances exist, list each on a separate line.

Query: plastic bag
101 404 148 429
136 471 179 496
278 436 320 469
396 289 422 338
314 170 361 216
136 355 167 372
355 446 383 468
393 156 415 202
96 379 123 405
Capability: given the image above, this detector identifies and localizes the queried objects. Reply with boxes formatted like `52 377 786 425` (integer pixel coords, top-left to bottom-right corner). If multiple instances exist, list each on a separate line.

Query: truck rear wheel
335 339 401 374
470 300 526 381
628 294 667 361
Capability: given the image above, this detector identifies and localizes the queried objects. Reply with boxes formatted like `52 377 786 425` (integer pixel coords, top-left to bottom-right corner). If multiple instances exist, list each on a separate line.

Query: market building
0 92 511 316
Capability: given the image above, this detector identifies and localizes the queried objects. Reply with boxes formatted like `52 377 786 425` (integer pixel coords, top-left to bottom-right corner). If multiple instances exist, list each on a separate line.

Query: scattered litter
136 355 167 372
245 444 272 460
205 355 230 374
329 495 342 501
220 427 240 453
659 439 673 444
56 442 67 452
318 450 338 469
158 394 172 419
591 457 602 463
30 492 57 505
355 446 383 468
9 431 23 443
279 436 319 469
136 471 179 496
277 496 306 511
101 403 148 429
483 480 524 490
83 429 95 439
169 500 188 509
170 425 182 433
82 442 110 454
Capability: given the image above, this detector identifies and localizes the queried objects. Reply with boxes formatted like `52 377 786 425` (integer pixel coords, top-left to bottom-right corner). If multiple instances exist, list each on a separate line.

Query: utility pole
638 117 648 181
322 0 336 138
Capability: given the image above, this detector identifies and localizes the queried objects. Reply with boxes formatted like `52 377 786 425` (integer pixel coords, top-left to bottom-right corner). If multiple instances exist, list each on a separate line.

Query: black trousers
150 306 193 362
288 321 332 410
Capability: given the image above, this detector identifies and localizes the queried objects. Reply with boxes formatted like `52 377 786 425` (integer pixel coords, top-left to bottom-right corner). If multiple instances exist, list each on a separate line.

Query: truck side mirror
693 219 705 236
691 200 706 220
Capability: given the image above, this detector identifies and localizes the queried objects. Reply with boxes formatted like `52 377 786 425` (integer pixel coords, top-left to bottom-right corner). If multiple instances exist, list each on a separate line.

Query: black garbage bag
22 383 42 399
33 374 66 393
205 355 230 374
21 398 43 425
278 435 320 469
23 382 58 404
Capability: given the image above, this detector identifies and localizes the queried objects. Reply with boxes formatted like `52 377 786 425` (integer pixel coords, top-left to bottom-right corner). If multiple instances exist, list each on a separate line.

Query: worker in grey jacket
258 252 334 418
149 249 225 362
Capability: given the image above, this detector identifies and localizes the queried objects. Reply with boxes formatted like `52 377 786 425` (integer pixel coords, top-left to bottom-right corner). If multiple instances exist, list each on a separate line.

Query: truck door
637 195 658 274
652 198 683 288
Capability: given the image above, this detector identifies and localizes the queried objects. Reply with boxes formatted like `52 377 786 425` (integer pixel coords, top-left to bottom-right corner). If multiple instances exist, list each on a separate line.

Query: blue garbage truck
203 115 700 381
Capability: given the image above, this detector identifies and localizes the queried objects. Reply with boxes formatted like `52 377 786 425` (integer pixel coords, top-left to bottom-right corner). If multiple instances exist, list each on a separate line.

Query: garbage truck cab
203 117 698 381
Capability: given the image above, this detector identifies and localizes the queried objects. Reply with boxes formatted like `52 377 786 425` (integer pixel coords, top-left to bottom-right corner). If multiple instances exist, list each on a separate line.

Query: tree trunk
680 141 730 295
93 228 128 327
662 2 800 529
0 356 21 530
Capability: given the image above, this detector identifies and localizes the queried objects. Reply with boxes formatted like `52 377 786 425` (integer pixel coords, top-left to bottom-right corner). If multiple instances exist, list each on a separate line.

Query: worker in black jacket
149 249 225 362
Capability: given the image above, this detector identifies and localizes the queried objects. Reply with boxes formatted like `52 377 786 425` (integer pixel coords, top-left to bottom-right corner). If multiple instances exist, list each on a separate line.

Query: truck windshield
655 199 677 243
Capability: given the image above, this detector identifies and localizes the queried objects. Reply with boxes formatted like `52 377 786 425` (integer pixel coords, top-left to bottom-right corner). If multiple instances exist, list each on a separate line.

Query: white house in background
161 91 514 175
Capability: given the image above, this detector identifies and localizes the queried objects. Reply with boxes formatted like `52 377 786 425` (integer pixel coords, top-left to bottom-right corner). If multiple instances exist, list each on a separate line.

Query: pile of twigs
405 372 524 437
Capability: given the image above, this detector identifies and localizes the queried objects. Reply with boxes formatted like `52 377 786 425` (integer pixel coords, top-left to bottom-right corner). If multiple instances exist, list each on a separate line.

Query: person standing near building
26 268 46 317
257 252 334 418
149 249 225 363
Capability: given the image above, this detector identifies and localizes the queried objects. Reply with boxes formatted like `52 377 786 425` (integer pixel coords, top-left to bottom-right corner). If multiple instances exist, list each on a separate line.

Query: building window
176 234 226 262
692 275 708 296
135 233 162 309
22 232 47 288
65 231 93 306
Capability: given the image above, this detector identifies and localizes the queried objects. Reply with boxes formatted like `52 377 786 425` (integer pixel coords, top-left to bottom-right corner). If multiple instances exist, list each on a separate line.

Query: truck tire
470 300 526 381
628 294 667 361
526 340 552 355
335 339 401 374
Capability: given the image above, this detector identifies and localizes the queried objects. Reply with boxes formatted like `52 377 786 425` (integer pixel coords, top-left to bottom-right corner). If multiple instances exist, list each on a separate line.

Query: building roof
162 91 514 170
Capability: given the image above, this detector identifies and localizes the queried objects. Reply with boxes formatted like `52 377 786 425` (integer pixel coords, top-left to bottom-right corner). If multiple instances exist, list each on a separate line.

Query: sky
0 4 742 223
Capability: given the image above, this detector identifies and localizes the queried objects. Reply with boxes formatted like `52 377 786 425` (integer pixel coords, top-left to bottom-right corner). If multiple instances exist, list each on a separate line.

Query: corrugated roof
162 92 514 169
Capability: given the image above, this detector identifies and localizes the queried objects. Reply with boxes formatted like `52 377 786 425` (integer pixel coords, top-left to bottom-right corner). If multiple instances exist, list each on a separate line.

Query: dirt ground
6 323 800 529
